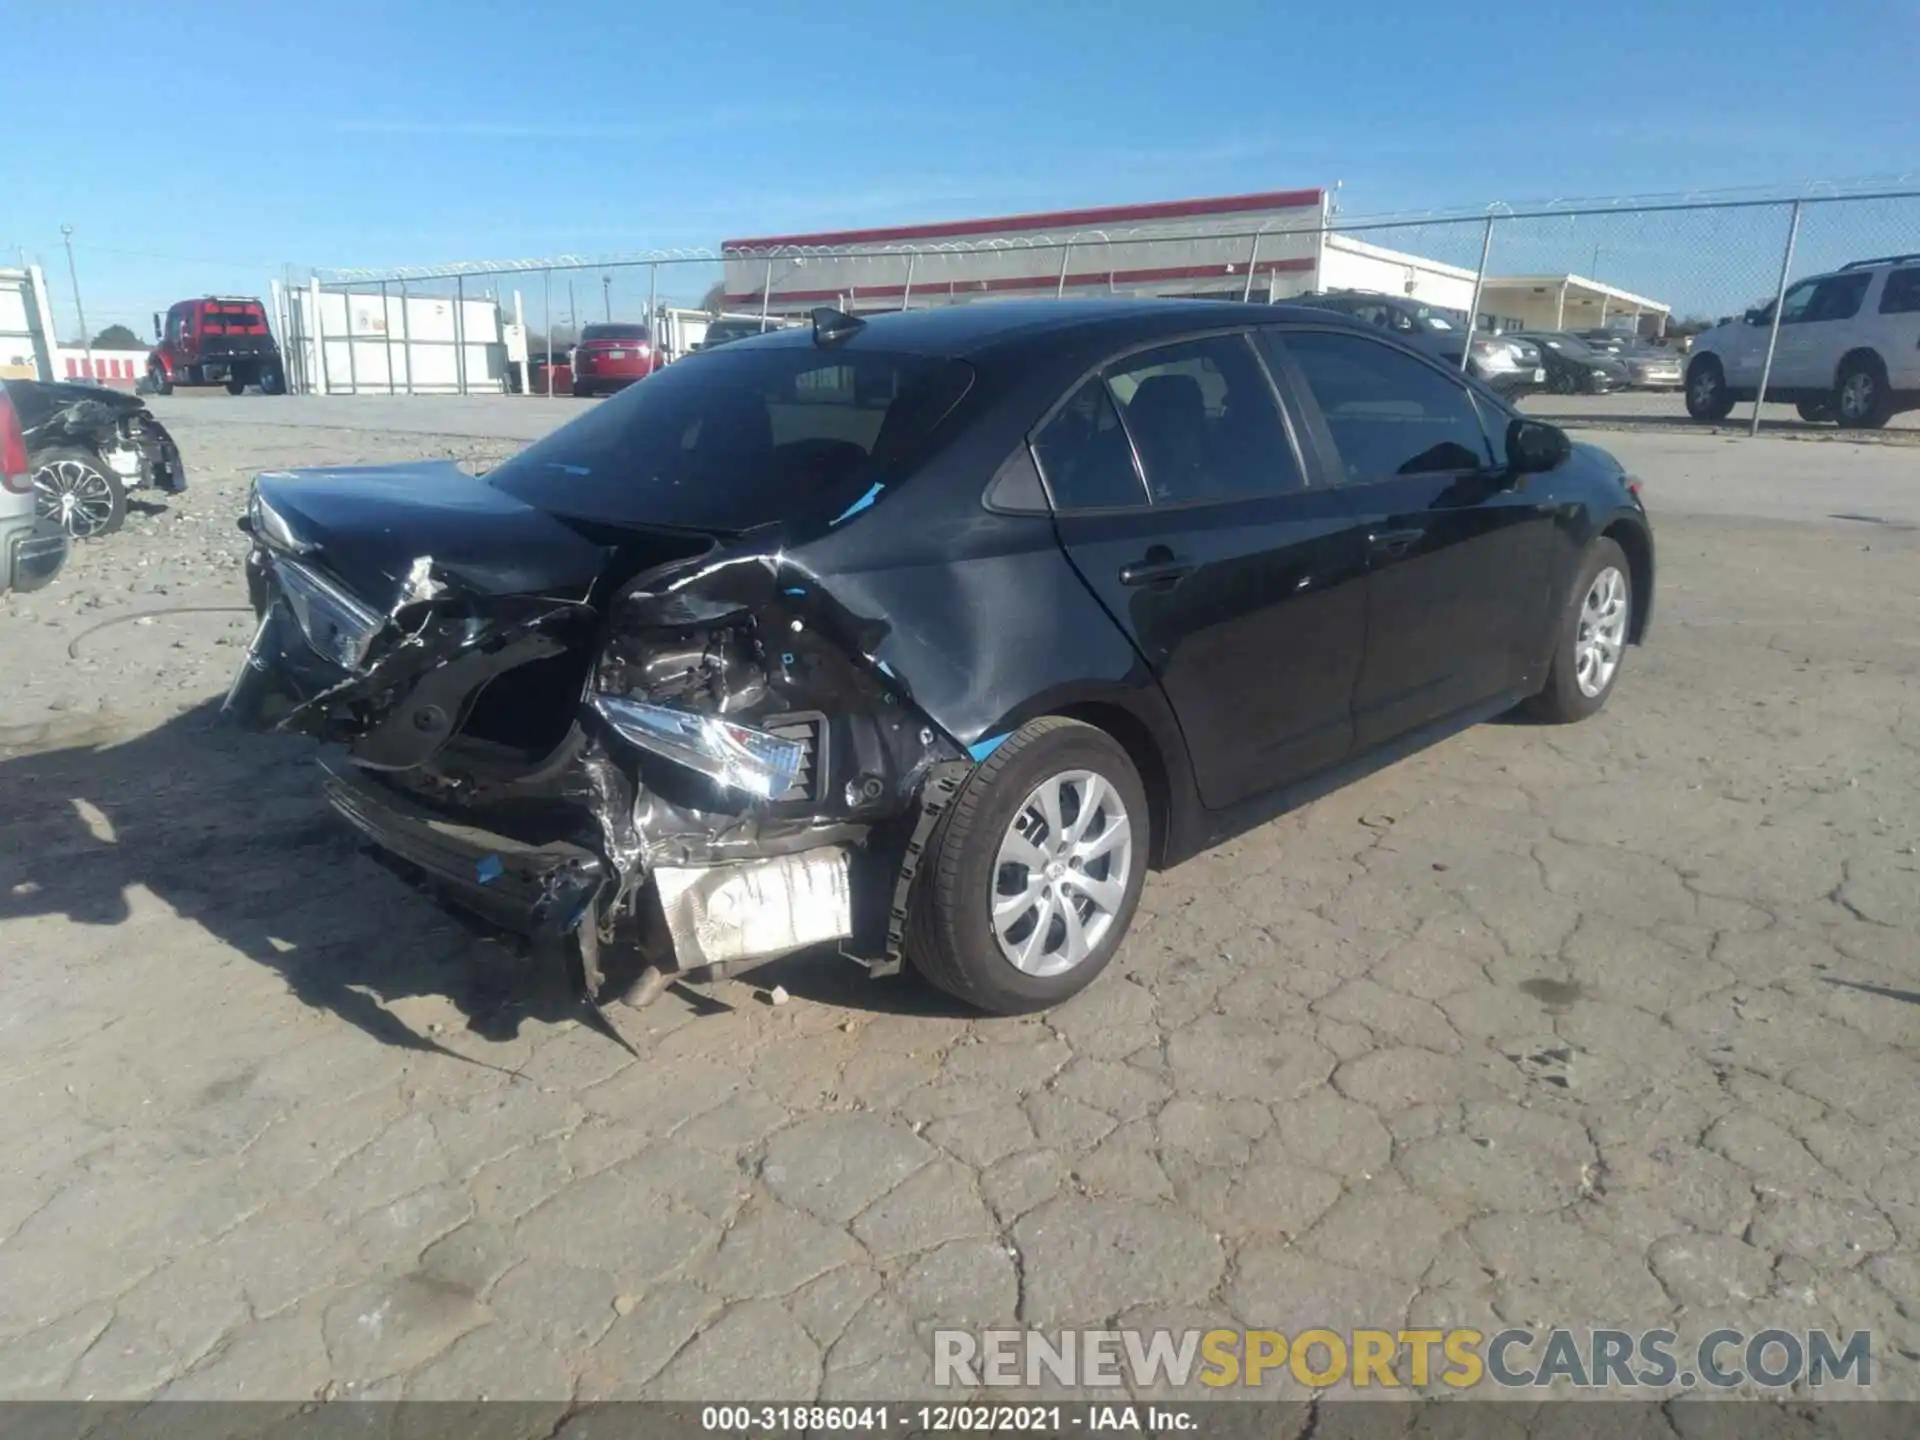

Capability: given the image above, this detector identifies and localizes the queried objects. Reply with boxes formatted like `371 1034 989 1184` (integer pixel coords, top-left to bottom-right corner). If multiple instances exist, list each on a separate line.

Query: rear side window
1268 330 1492 481
1880 268 1920 315
1032 377 1149 510
1106 335 1302 503
487 346 972 530
581 323 651 342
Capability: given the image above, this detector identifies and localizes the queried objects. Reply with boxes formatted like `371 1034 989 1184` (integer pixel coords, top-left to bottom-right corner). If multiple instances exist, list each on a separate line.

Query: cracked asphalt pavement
0 395 1916 1409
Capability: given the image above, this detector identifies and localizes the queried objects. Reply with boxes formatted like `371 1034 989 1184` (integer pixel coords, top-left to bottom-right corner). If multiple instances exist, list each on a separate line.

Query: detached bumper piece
654 849 853 972
322 764 606 936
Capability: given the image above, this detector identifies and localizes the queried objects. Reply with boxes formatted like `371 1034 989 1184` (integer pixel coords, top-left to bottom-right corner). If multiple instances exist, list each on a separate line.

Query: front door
1037 331 1372 810
1260 328 1556 749
1774 271 1872 390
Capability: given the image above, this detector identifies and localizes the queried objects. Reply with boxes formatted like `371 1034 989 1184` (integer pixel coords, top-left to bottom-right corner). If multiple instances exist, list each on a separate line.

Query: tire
260 364 285 396
1524 538 1632 724
907 717 1149 1014
1685 358 1734 421
1796 399 1835 423
31 447 128 539
225 377 246 396
148 365 172 397
1835 355 1894 430
571 381 592 398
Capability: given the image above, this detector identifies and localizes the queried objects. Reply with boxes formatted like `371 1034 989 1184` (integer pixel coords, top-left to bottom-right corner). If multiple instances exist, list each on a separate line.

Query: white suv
1 381 71 594
1684 254 1920 428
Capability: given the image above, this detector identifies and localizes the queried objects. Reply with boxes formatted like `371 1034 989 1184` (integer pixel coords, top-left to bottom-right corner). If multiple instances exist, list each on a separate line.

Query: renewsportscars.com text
934 1327 1874 1391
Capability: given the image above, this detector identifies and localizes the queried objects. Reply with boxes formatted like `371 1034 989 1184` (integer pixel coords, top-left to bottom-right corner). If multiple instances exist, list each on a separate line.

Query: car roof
734 298 1370 361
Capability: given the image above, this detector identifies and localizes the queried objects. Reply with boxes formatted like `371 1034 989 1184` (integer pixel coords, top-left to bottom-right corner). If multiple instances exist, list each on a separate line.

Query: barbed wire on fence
312 185 1920 288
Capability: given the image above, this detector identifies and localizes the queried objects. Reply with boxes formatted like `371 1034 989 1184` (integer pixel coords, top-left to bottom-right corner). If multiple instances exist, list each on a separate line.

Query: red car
570 323 660 397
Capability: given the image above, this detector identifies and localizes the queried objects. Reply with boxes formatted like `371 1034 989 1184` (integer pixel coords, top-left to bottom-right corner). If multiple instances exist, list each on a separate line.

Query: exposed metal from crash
9 379 187 540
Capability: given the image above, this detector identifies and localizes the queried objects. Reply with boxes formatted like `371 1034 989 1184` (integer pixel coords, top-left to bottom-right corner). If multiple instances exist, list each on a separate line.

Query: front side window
1774 279 1819 326
1802 273 1872 323
1269 330 1492 481
1106 335 1302 504
1879 268 1920 315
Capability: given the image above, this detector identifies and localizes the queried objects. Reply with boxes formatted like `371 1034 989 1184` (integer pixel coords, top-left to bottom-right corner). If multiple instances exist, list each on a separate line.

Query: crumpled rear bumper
323 763 606 937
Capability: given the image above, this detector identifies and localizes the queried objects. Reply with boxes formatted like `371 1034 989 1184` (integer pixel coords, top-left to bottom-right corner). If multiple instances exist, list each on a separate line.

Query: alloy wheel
1840 370 1876 422
33 458 119 538
989 769 1133 978
1574 565 1629 698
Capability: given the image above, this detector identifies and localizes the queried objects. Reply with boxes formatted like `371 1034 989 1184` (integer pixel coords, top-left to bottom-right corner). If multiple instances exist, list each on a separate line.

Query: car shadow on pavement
0 699 976 1064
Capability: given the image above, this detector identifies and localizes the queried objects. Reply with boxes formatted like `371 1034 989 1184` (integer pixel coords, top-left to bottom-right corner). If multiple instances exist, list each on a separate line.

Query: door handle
1367 527 1425 559
1119 554 1193 587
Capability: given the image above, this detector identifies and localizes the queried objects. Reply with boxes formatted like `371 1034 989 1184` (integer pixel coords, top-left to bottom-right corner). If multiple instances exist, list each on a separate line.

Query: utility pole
602 274 612 322
62 225 92 380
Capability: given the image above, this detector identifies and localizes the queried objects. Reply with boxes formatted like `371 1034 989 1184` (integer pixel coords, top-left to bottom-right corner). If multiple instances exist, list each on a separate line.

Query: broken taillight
0 388 31 493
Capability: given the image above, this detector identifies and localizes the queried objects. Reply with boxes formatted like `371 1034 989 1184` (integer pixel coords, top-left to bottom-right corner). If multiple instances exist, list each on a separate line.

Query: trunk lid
248 461 620 608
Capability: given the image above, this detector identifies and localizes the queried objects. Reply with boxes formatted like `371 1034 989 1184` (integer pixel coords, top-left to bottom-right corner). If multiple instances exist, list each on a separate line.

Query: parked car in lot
1616 341 1684 391
1290 291 1545 396
1514 332 1632 394
1686 254 1920 427
4 379 187 538
699 317 776 350
0 382 70 593
149 296 285 395
571 323 660 397
225 300 1652 1017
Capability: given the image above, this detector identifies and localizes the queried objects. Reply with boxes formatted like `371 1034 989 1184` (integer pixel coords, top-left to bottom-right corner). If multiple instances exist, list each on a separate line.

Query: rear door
1877 266 1920 389
1260 327 1556 749
1038 331 1372 809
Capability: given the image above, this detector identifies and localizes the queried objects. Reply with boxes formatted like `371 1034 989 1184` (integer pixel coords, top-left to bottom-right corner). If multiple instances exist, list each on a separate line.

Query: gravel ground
0 397 1917 1412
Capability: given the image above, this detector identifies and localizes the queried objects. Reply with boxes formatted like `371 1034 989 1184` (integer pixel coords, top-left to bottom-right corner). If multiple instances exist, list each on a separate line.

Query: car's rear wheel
32 448 127 539
225 377 246 395
1835 355 1893 429
908 717 1148 1014
1685 358 1734 421
1796 399 1835 423
1525 538 1632 724
148 364 172 397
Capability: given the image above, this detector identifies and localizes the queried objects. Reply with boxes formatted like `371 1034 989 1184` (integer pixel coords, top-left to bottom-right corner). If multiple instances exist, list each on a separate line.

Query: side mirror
152 312 162 340
1506 418 1571 477
1743 308 1767 326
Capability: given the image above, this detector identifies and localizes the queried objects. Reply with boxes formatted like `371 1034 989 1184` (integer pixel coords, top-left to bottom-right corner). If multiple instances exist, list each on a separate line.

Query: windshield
487 345 973 531
1544 334 1597 358
1416 311 1457 331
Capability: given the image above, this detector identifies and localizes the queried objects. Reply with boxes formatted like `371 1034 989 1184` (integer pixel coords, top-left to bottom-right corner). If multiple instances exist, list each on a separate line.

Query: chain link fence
303 186 1920 433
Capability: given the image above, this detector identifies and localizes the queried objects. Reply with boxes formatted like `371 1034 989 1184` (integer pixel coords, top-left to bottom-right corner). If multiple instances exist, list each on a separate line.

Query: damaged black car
225 300 1653 1017
10 379 187 538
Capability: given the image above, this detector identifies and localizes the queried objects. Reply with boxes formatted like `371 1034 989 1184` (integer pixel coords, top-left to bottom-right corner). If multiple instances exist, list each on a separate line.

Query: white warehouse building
718 188 1668 336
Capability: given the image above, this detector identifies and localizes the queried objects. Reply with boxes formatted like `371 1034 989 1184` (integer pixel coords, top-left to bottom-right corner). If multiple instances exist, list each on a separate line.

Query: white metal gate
275 281 521 395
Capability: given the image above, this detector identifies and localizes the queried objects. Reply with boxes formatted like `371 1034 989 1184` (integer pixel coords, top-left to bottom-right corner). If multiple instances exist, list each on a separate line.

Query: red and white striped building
720 188 1339 315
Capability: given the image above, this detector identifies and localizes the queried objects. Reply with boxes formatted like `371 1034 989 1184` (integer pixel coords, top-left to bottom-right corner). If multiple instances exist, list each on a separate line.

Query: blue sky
5 0 1917 336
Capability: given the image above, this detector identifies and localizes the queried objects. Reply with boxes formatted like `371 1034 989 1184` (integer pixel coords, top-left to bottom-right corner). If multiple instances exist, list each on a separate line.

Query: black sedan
1513 332 1632 395
8 379 187 538
226 301 1653 1017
